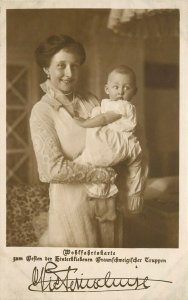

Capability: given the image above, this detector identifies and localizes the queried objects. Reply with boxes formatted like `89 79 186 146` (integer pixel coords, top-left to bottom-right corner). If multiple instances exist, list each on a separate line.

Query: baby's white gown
75 99 142 198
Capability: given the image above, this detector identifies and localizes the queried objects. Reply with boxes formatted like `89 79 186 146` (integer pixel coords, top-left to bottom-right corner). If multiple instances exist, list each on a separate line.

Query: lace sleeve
30 102 116 184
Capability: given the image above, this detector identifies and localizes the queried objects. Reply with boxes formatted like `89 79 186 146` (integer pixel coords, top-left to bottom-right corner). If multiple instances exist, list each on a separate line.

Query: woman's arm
74 111 122 128
30 102 116 184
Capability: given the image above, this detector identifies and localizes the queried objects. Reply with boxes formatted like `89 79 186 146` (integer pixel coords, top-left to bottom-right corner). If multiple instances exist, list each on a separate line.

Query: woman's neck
63 91 74 102
47 80 75 102
62 90 73 96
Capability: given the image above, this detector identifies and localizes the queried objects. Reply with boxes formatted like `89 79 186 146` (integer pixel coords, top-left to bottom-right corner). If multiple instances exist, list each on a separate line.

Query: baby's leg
125 153 148 214
94 197 116 223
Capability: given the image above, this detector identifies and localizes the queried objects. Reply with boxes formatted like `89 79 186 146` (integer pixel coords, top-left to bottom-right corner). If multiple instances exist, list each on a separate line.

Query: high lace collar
40 80 76 110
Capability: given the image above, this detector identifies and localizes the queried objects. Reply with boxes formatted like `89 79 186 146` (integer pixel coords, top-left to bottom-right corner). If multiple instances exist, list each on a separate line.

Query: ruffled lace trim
85 183 118 198
127 193 144 213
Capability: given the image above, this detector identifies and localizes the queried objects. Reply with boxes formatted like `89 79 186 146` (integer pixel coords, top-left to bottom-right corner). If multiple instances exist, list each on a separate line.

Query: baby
74 65 148 222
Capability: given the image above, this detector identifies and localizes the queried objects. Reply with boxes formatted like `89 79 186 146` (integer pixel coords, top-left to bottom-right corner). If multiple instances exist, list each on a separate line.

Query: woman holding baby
30 34 148 247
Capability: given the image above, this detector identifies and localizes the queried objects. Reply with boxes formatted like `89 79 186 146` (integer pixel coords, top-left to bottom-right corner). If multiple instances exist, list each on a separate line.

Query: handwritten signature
28 262 172 293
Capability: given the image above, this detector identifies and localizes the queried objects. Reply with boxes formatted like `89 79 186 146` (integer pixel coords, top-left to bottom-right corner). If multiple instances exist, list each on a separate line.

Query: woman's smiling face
44 48 81 93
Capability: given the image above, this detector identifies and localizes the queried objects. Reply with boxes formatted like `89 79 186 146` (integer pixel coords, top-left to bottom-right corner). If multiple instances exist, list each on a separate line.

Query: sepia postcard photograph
0 0 188 299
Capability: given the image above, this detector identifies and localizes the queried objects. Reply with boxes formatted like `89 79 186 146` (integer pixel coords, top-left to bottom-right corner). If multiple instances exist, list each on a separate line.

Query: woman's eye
57 64 66 69
72 64 79 70
57 64 79 70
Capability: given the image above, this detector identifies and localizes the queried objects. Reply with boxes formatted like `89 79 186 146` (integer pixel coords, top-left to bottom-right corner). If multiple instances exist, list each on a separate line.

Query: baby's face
105 71 137 101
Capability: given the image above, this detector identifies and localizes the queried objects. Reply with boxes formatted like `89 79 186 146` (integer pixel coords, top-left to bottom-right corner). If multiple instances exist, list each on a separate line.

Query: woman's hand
86 166 117 184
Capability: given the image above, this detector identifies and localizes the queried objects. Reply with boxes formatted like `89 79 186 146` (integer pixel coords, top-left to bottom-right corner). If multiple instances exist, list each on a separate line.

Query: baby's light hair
107 65 136 85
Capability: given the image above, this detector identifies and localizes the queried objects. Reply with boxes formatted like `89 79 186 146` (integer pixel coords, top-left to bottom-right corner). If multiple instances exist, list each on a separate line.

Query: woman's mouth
60 79 73 84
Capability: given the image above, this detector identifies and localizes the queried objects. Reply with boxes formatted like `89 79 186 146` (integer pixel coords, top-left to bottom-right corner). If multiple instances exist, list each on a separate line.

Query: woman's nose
64 65 72 77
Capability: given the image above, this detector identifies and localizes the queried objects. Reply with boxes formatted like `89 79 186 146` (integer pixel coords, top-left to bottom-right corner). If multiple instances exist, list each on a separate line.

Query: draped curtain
107 9 179 38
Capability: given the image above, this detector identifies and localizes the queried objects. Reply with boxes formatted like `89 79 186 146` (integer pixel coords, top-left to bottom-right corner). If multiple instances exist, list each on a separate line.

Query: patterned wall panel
7 64 30 184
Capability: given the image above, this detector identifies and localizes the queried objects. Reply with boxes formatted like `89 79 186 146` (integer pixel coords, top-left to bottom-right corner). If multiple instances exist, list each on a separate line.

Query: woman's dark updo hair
35 34 86 68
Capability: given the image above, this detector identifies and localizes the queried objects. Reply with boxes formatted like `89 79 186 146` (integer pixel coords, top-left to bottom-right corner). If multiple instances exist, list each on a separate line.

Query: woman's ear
104 84 109 95
43 67 50 78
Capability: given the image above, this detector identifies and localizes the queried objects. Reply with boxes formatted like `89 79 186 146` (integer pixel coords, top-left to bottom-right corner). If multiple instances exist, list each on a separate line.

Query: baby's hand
74 116 86 122
74 117 86 127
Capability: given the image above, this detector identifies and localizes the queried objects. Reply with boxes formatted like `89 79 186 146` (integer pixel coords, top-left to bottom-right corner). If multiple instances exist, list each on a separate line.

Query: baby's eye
124 86 130 90
113 86 119 89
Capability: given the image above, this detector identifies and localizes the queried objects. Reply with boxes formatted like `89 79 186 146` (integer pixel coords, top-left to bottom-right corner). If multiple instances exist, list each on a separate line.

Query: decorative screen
7 64 30 184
